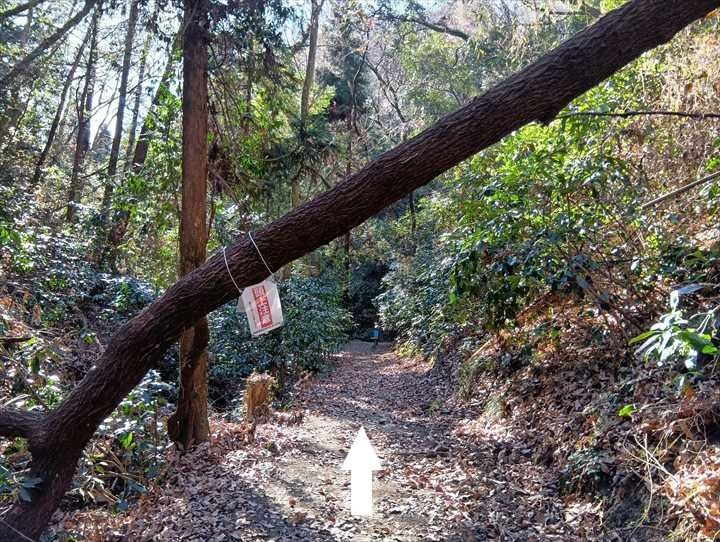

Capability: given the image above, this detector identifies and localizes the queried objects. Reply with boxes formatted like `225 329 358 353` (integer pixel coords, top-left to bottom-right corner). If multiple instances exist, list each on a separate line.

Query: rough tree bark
0 1 717 539
97 0 141 269
66 6 100 222
166 0 211 449
32 34 89 188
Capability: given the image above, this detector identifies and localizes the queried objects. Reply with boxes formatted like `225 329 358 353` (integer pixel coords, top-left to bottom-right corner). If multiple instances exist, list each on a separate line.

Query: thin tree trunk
66 6 100 221
97 0 140 269
291 0 323 209
102 32 180 263
32 35 88 188
299 0 323 135
0 0 95 89
0 1 717 538
131 30 181 169
123 0 158 174
166 0 210 450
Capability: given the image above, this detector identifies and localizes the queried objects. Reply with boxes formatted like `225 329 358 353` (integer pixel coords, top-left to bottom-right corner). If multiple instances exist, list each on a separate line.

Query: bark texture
0 1 718 539
166 0 211 449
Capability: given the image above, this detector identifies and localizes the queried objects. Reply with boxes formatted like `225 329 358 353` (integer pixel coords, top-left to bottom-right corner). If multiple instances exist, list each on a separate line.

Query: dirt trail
113 342 582 541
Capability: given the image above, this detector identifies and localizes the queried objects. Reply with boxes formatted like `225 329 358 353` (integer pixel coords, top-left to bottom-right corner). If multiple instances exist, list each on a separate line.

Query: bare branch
557 110 720 120
0 0 46 20
640 170 720 210
380 12 469 40
0 0 96 89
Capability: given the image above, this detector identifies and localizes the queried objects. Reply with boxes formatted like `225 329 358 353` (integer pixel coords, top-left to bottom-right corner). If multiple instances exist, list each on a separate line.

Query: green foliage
209 272 351 406
72 370 174 506
631 284 720 390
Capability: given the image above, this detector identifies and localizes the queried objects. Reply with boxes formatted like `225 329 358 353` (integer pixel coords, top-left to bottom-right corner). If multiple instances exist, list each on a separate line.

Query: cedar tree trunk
166 0 211 449
0 1 717 539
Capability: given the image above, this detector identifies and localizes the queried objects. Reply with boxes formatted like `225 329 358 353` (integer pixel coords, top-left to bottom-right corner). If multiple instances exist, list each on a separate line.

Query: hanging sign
238 277 284 336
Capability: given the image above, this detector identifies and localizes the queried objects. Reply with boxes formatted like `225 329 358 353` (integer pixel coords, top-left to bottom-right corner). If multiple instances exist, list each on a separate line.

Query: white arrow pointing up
342 426 382 516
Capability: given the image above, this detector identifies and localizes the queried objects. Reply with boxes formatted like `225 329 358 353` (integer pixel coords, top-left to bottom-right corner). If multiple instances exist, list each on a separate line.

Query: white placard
238 278 284 336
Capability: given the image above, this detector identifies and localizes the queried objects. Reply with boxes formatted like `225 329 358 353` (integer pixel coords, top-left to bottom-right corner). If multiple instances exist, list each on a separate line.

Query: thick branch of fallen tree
1 0 719 539
0 409 43 441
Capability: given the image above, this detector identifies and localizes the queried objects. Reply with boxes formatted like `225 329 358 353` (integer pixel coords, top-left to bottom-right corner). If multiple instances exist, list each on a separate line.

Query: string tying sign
223 233 284 337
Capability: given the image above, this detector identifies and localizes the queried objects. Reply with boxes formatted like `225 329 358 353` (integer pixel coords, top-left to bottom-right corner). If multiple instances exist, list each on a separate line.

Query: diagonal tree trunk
123 0 160 175
291 0 323 208
0 0 46 20
32 33 89 188
166 0 211 449
0 0 96 90
0 1 717 539
130 30 181 170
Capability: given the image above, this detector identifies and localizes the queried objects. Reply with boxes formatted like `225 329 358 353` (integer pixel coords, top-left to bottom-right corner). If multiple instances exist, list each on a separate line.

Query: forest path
120 342 577 541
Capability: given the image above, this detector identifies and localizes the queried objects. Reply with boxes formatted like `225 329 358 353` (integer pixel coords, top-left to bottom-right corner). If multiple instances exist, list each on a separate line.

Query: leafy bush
209 272 351 405
631 283 720 392
71 370 175 508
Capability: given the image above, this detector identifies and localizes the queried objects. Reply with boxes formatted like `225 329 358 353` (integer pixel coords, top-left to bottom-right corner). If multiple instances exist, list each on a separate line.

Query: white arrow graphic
342 426 382 516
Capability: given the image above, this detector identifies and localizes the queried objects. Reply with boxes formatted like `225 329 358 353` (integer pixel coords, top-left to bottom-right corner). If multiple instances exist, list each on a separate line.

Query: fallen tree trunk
1 0 718 538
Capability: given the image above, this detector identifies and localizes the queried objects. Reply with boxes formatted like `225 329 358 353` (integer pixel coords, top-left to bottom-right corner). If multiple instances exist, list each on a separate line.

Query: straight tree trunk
123 0 158 174
32 34 89 188
299 0 323 136
97 0 140 269
66 6 100 221
166 0 211 449
0 0 95 89
0 1 717 539
284 0 323 277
